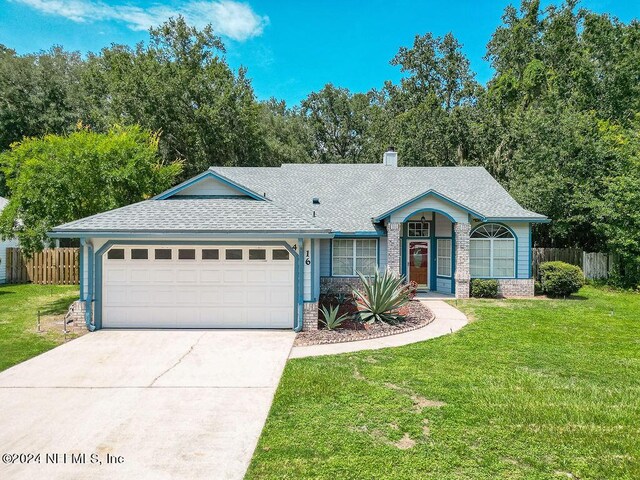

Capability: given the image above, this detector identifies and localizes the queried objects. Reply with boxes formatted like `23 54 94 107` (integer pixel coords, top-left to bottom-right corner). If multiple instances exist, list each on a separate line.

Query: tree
385 32 481 166
300 84 373 163
79 17 267 180
0 125 182 254
0 45 84 193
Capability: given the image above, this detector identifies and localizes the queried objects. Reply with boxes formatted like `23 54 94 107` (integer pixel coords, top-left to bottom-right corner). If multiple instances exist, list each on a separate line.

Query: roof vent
312 198 320 204
383 146 397 167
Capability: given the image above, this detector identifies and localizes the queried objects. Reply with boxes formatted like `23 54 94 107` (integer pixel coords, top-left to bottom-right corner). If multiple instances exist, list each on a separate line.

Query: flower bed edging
294 301 435 347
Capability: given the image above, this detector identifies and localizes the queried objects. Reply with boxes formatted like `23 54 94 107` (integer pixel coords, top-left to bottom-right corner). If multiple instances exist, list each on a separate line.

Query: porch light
420 215 428 226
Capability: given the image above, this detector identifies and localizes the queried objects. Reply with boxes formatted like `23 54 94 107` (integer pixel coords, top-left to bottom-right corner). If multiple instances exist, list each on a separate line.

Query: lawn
247 286 640 480
0 284 79 372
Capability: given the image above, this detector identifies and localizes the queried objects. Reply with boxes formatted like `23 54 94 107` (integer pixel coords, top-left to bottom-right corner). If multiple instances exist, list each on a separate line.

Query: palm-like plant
353 269 410 324
319 304 349 330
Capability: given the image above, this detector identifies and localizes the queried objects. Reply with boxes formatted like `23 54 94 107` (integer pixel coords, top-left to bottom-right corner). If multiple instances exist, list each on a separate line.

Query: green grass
0 283 79 372
247 286 640 480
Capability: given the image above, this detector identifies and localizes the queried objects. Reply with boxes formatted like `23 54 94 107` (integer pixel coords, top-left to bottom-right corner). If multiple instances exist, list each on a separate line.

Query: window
178 249 196 260
408 221 430 237
202 249 219 260
272 249 290 260
225 249 243 260
154 249 172 260
107 248 125 260
437 239 452 277
470 224 515 278
332 239 377 276
131 249 148 260
249 249 266 260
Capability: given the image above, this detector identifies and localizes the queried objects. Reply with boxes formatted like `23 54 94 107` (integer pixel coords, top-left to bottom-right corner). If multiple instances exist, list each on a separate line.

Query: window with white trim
437 239 452 277
332 239 377 276
470 224 515 278
408 221 430 237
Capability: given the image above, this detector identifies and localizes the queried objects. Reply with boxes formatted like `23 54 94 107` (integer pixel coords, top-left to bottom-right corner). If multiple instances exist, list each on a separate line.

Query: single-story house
49 150 548 331
0 196 20 284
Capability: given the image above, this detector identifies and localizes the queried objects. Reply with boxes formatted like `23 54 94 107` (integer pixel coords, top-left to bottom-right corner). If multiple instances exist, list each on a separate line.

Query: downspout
294 237 304 332
82 239 96 332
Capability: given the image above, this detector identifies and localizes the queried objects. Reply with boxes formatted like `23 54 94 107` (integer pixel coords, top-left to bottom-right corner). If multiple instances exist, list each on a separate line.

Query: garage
102 245 295 328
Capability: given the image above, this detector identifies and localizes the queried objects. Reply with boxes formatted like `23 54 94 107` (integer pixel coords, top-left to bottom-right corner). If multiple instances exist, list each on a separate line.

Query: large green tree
0 125 181 254
79 17 268 179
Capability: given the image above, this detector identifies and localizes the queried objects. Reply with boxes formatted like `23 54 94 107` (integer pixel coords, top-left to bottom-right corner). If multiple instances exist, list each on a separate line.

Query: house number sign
305 250 311 265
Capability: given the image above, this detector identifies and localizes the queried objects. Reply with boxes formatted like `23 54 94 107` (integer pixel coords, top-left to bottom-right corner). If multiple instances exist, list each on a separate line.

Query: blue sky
1 0 637 105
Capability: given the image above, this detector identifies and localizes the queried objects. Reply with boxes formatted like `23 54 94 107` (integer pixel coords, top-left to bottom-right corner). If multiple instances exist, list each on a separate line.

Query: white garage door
102 245 295 328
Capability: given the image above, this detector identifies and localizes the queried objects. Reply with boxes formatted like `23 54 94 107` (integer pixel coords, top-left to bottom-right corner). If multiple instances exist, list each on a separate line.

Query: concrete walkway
289 300 468 359
0 330 295 480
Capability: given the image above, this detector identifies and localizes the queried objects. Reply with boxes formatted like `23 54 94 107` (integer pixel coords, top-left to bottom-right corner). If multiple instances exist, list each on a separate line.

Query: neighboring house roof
52 197 329 235
209 164 547 232
50 164 547 237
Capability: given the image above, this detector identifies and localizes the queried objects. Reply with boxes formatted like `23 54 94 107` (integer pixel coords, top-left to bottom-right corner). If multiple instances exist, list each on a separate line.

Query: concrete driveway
0 330 295 480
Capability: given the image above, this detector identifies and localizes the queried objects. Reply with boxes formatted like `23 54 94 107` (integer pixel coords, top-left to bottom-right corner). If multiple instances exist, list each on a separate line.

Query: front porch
385 208 471 299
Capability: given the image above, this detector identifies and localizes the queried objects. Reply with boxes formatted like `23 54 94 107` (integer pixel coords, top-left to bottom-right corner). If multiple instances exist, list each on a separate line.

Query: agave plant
352 269 410 324
319 304 349 330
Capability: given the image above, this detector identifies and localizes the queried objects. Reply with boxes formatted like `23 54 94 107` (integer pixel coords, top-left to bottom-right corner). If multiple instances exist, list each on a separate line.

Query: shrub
319 305 349 330
471 279 499 298
352 270 410 324
540 261 584 297
534 281 544 295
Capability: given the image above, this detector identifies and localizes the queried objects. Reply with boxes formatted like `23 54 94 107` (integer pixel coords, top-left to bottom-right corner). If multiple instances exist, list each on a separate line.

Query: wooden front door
408 241 429 289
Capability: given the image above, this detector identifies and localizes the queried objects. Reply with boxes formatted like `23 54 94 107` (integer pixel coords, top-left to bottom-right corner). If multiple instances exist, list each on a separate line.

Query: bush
534 281 544 295
540 261 584 297
471 279 499 298
353 270 410 324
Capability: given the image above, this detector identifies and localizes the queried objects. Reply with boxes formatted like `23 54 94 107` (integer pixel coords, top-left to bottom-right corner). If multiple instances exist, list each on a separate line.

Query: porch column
454 222 471 298
386 222 401 276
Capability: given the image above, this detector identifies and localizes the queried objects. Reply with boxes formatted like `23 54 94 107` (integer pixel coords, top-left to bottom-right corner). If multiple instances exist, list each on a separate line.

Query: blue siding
509 222 531 279
319 239 331 276
436 278 451 293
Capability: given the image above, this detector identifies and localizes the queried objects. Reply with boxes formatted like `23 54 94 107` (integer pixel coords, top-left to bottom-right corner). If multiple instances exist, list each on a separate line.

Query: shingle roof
51 164 546 235
52 197 328 234
210 164 546 232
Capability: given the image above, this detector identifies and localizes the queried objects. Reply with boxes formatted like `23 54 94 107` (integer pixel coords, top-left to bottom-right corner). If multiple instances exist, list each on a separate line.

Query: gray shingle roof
51 164 546 235
210 164 546 232
52 197 328 233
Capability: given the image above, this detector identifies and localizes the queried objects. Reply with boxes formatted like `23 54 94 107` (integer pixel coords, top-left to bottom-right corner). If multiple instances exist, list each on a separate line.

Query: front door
408 241 429 290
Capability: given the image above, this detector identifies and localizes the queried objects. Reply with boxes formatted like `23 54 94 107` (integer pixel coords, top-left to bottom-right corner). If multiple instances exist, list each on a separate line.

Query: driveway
0 330 295 480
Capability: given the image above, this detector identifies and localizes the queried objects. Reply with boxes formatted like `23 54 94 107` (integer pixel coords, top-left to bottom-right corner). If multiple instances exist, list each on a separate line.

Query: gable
173 176 247 197
377 190 486 224
155 170 266 201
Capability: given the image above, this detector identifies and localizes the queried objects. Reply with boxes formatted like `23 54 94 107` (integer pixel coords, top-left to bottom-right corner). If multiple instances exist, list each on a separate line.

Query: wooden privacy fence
532 247 617 280
5 248 79 285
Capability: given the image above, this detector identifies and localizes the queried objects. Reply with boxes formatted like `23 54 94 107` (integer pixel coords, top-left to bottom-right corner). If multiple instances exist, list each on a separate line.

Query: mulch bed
294 300 435 347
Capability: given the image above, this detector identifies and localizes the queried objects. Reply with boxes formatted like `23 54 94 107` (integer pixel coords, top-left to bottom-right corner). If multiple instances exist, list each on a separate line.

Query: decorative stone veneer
320 276 363 295
386 222 401 275
303 302 319 331
496 278 535 297
65 300 86 329
454 222 471 299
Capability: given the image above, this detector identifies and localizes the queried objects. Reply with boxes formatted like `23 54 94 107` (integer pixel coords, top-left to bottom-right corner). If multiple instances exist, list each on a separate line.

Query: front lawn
247 286 640 480
0 284 79 372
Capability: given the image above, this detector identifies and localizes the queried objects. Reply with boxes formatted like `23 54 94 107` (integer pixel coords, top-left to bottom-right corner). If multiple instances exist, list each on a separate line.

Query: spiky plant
352 269 410 324
319 304 349 330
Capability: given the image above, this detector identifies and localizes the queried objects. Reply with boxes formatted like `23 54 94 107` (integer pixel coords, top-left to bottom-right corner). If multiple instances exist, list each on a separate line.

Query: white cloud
14 0 269 41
